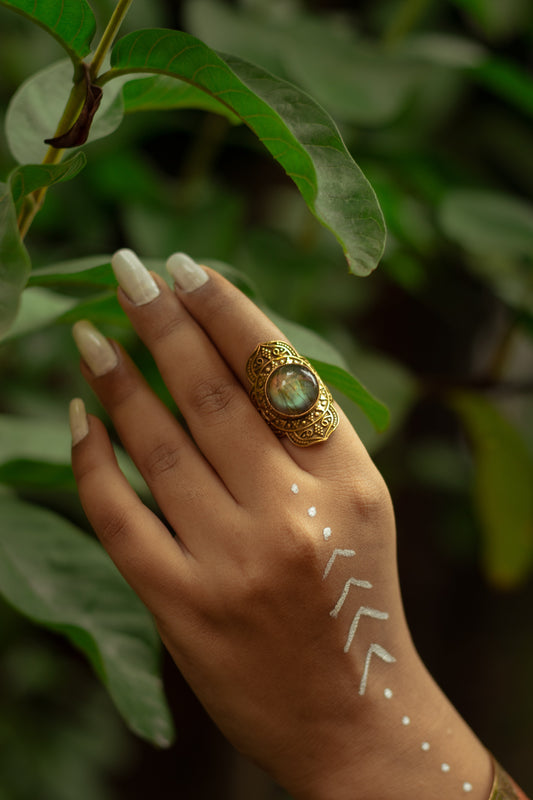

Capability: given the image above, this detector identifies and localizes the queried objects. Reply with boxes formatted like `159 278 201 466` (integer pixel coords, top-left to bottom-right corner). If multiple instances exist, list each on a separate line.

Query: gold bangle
490 757 530 800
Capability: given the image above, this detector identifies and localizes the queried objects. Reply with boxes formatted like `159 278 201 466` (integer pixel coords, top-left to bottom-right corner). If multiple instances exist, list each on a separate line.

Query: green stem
18 0 134 239
89 0 134 80
383 0 431 47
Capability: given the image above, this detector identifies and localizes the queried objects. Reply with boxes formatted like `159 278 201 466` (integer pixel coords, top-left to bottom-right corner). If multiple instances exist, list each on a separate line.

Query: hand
70 250 492 799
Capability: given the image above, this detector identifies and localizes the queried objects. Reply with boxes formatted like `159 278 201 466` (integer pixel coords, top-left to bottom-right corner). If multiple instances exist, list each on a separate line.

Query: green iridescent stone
266 363 319 416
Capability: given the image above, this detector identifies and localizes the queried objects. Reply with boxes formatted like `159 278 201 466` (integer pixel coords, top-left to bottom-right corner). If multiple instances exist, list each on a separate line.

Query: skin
71 265 494 799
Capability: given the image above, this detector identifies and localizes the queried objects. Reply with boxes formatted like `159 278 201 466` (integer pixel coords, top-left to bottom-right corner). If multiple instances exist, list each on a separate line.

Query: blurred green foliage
0 0 532 797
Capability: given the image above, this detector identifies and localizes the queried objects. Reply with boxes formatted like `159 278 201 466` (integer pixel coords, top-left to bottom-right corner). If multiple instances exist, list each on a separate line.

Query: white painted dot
322 527 332 540
401 716 410 726
441 763 450 773
463 783 473 793
291 483 299 494
384 688 393 699
421 742 430 751
307 506 317 517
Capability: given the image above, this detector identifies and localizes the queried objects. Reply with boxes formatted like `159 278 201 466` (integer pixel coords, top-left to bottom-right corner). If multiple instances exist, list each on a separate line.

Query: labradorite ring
246 341 338 447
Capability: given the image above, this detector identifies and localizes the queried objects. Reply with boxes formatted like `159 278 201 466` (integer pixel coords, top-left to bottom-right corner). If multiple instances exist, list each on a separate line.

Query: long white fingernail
166 252 209 292
69 398 89 445
72 320 118 376
111 248 160 306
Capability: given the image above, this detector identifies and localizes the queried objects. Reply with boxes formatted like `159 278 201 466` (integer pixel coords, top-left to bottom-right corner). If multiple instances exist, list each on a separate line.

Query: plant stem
89 0 134 80
18 0 134 239
383 0 431 47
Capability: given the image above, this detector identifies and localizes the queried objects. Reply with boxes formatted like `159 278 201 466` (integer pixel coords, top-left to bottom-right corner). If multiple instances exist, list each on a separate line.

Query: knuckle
98 506 131 545
189 377 239 419
151 312 187 345
144 442 181 481
352 471 392 520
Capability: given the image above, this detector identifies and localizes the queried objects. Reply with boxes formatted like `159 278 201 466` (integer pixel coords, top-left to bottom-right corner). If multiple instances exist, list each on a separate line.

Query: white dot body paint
323 527 332 540
384 688 393 699
401 716 411 726
307 506 317 517
291 483 299 494
441 764 451 773
463 783 473 793
421 742 430 751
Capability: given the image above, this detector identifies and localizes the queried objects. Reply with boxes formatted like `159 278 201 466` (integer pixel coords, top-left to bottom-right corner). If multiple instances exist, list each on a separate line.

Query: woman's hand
70 249 492 800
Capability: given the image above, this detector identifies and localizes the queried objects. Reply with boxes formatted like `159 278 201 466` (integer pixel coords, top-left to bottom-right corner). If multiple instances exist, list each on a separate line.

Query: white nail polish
111 248 160 305
72 320 118 376
69 398 89 445
166 252 209 292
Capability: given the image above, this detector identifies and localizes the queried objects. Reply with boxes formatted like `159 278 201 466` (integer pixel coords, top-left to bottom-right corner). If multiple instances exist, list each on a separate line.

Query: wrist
286 642 493 800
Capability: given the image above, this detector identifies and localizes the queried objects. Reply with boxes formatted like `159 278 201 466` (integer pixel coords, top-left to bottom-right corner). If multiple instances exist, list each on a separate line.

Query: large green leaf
0 495 174 746
0 0 96 64
122 74 240 123
453 393 533 588
0 415 148 497
0 180 31 336
104 28 386 276
440 189 533 258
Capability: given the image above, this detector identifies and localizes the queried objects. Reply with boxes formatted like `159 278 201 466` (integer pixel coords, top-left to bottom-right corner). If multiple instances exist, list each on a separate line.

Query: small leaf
9 152 87 211
0 495 174 746
0 0 96 63
440 189 533 258
0 181 31 337
452 393 533 588
106 28 386 275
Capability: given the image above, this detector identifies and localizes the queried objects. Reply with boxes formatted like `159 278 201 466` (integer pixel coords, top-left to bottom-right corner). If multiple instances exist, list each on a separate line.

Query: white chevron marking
330 577 373 618
359 643 396 695
322 548 356 580
344 607 389 653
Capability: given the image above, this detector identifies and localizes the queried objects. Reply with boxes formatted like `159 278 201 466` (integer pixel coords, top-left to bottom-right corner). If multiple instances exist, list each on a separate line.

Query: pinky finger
69 399 189 611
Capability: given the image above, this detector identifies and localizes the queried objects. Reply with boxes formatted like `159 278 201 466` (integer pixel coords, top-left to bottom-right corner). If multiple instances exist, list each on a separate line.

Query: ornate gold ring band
246 340 338 447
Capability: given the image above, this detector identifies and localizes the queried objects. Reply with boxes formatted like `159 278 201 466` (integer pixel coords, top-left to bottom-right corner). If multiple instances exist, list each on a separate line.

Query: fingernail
69 398 89 445
166 252 209 292
111 248 160 305
72 320 118 377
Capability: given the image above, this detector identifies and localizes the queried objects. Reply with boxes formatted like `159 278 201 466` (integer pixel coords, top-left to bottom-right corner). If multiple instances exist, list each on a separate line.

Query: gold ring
246 340 338 447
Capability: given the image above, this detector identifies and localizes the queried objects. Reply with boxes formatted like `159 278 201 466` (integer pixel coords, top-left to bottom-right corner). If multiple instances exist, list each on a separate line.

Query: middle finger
112 251 291 503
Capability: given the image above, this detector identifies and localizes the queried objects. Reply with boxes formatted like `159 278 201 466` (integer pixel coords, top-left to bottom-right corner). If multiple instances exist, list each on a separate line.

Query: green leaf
474 58 533 118
452 393 533 588
0 495 174 746
311 360 389 432
0 0 96 64
0 181 31 337
0 414 148 498
9 152 87 211
439 189 533 258
0 287 77 342
105 28 386 275
122 75 241 123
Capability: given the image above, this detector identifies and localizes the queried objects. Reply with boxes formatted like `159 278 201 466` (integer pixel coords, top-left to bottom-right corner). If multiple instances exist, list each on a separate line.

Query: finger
70 402 190 610
166 254 369 476
110 251 293 503
72 321 234 555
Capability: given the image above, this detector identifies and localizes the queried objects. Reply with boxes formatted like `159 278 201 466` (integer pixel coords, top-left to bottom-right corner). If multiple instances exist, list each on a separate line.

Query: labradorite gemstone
266 364 319 416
